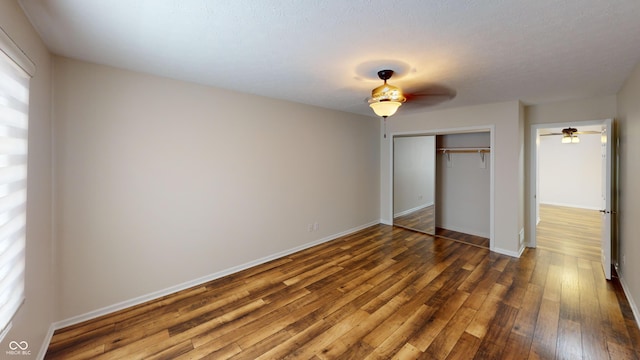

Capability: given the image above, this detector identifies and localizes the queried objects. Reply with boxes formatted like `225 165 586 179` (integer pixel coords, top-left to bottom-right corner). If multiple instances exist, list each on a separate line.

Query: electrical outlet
308 224 313 232
314 222 319 231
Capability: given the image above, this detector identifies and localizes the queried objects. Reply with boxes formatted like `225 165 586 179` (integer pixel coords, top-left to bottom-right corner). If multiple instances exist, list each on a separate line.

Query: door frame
528 118 612 249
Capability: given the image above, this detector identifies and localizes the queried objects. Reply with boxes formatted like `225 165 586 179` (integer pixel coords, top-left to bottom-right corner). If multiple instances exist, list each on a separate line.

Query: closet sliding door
393 135 436 235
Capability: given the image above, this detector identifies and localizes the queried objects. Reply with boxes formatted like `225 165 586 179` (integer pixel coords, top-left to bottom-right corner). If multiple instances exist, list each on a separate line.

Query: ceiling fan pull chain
384 117 387 138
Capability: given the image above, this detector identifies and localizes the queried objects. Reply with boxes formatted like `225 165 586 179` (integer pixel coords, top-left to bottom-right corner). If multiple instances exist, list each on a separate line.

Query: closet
393 132 490 248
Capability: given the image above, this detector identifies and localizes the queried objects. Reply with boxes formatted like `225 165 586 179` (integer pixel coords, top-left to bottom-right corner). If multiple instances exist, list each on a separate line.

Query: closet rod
437 147 490 154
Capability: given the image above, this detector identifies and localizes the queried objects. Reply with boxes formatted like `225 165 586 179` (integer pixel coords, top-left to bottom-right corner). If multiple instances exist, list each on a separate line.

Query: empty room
2 1 640 359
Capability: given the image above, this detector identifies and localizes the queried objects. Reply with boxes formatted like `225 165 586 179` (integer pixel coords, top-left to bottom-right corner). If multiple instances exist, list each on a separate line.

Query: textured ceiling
18 0 640 118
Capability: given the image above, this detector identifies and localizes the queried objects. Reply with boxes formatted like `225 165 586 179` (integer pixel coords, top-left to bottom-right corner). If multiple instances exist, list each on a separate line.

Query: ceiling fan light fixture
369 100 403 117
561 134 580 144
368 69 406 118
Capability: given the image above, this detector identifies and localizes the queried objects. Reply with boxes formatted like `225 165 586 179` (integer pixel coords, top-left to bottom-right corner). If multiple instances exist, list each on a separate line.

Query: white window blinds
0 27 33 340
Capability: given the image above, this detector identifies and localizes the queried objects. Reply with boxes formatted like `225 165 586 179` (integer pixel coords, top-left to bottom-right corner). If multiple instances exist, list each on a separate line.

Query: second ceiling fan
540 127 600 144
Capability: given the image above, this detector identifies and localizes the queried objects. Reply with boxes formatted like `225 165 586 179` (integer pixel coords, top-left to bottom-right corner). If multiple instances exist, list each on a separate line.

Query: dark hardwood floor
45 224 640 359
394 205 436 235
435 227 490 249
394 205 490 248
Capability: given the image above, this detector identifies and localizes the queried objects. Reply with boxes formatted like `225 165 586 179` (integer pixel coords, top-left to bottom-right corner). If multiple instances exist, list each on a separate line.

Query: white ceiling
18 0 640 118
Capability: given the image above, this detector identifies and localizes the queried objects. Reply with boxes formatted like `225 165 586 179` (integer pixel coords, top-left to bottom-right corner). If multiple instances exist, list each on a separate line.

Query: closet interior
393 132 490 248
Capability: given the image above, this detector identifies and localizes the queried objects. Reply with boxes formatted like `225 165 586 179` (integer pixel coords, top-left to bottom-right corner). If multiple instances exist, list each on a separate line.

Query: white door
600 118 614 280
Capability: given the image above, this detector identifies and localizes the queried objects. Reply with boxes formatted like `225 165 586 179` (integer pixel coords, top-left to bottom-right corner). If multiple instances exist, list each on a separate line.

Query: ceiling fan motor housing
377 69 394 81
370 69 406 103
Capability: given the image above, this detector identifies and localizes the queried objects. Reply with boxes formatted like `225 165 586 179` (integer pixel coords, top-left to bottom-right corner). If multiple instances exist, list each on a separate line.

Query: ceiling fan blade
539 129 601 136
574 131 601 135
361 71 456 113
402 84 456 108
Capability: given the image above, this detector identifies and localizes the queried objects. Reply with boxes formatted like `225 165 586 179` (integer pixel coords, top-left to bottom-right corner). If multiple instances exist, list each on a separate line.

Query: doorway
529 119 615 277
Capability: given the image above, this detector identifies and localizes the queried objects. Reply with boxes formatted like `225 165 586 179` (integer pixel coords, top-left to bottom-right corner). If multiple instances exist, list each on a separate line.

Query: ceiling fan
367 69 456 137
540 127 600 144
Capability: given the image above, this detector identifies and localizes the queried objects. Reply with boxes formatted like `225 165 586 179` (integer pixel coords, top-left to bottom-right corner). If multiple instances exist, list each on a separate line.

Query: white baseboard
52 220 380 330
619 275 640 329
539 201 602 211
492 245 525 258
36 324 56 360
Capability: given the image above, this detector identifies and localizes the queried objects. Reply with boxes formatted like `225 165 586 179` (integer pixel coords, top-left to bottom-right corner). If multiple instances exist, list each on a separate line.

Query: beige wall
380 101 524 255
53 57 380 320
0 0 56 357
617 61 640 321
525 95 617 125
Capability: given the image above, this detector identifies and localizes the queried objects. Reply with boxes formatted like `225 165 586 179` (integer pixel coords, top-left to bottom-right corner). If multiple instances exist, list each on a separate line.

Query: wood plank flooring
45 224 640 359
394 205 436 235
435 228 490 249
394 205 489 248
536 204 601 262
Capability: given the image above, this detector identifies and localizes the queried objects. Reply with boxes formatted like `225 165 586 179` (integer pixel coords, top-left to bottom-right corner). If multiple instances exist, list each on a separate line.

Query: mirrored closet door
393 135 436 235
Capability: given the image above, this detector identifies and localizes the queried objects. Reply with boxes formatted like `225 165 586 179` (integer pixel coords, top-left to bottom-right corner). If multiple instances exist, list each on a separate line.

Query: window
0 27 34 341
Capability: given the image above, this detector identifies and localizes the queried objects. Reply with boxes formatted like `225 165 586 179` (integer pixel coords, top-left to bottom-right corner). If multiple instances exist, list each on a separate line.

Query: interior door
600 118 614 280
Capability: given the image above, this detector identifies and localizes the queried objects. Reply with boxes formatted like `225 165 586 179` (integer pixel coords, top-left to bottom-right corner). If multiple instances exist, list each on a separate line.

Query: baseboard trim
539 202 602 211
619 275 640 329
52 220 380 331
492 245 524 258
37 324 56 360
